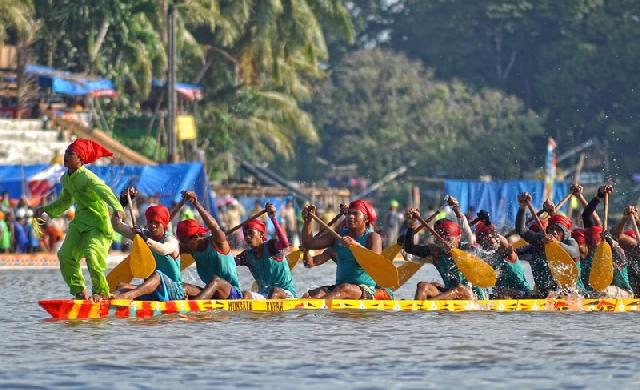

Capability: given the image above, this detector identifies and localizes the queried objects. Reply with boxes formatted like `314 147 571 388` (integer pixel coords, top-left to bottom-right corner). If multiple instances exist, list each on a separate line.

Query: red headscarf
68 139 113 164
624 229 637 239
571 228 586 246
145 205 170 228
176 219 208 241
549 214 573 230
585 226 603 247
348 199 377 224
434 219 462 238
243 218 266 236
475 221 495 239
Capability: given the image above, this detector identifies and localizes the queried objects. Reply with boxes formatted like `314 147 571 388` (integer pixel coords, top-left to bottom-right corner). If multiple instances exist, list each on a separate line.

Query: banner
544 137 557 201
176 114 197 141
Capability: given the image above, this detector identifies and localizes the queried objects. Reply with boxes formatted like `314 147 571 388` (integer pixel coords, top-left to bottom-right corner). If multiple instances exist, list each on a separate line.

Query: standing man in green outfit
36 139 124 301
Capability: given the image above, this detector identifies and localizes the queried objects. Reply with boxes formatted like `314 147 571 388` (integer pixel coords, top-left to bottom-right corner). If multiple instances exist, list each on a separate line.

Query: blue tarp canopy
25 64 115 96
0 162 216 219
444 180 569 230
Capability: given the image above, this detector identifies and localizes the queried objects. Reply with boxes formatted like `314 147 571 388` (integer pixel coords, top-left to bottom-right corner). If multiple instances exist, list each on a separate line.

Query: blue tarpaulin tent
0 162 217 219
444 180 569 230
25 64 116 96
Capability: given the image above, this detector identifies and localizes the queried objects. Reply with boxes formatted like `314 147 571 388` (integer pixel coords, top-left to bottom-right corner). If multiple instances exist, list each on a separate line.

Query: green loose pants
58 223 112 296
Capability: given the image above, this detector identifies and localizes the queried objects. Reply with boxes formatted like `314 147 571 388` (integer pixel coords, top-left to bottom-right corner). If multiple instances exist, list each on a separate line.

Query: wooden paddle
225 209 268 235
106 191 157 290
382 208 441 261
589 192 613 291
126 192 156 278
527 202 578 288
413 214 496 288
308 211 399 289
507 192 573 239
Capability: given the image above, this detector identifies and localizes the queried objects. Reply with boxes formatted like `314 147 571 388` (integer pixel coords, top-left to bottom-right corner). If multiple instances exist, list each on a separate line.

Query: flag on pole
544 137 557 201
28 164 65 197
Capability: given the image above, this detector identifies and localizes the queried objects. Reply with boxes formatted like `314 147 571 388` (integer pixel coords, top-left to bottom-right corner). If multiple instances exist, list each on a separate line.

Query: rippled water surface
2 263 640 389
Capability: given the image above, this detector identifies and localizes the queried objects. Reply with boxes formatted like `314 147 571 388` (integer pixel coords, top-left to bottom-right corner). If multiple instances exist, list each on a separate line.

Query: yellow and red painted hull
39 298 640 320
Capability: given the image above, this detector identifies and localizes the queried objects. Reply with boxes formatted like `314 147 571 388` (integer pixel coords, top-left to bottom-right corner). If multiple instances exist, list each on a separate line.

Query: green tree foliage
389 0 640 177
305 49 544 181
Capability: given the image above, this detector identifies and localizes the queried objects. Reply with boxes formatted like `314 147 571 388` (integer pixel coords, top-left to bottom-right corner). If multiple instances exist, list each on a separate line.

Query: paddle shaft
413 209 440 234
127 192 136 226
225 209 268 235
506 197 569 236
413 214 451 250
527 202 545 232
603 193 609 231
169 199 186 220
308 212 347 245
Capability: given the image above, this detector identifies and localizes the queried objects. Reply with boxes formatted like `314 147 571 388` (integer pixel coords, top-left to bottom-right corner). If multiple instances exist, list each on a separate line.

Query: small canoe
39 298 640 319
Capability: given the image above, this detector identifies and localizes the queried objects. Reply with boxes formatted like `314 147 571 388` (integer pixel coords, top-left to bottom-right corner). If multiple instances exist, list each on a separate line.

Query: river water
2 262 640 389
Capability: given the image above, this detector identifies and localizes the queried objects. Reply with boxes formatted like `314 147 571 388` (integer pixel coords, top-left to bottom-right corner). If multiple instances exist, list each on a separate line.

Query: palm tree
0 0 33 44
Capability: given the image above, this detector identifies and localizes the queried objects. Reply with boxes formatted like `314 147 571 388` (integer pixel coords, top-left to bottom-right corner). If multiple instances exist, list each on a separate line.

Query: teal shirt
333 228 376 287
480 249 531 294
527 246 557 296
152 233 182 289
435 251 488 299
237 239 296 297
193 241 241 289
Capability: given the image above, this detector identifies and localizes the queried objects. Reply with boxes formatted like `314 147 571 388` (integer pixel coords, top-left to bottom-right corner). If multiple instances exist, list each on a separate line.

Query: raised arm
572 184 601 226
402 208 432 258
182 191 230 254
301 205 335 250
515 192 543 244
267 202 288 250
448 196 475 246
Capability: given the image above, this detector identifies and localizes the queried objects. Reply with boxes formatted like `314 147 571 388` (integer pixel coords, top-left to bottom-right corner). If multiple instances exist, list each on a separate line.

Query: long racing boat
39 298 640 319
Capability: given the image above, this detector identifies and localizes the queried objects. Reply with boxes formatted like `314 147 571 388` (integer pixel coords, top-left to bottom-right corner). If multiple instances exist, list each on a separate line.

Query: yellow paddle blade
512 238 528 249
106 255 133 291
589 241 613 291
286 249 303 270
450 248 497 288
349 245 400 289
180 253 195 271
394 261 424 291
129 235 156 278
382 243 401 261
544 241 579 288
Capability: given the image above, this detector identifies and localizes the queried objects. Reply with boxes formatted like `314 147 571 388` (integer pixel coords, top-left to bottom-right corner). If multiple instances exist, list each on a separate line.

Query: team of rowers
37 139 640 302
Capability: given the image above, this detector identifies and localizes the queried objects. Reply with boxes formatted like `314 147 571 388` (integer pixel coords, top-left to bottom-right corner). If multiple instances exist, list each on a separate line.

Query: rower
474 217 532 299
300 200 393 300
515 192 580 297
111 196 184 301
34 139 124 302
404 207 485 300
176 191 244 300
614 207 640 296
579 185 633 298
234 203 297 299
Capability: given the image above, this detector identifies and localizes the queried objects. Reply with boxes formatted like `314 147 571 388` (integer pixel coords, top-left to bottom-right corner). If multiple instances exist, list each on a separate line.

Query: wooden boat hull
39 298 640 319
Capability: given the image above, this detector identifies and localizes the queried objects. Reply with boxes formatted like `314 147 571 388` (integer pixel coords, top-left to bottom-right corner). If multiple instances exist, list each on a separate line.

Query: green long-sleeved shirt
43 166 123 238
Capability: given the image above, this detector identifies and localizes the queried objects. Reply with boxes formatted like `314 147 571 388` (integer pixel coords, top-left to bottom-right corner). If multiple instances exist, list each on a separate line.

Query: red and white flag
28 164 65 197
